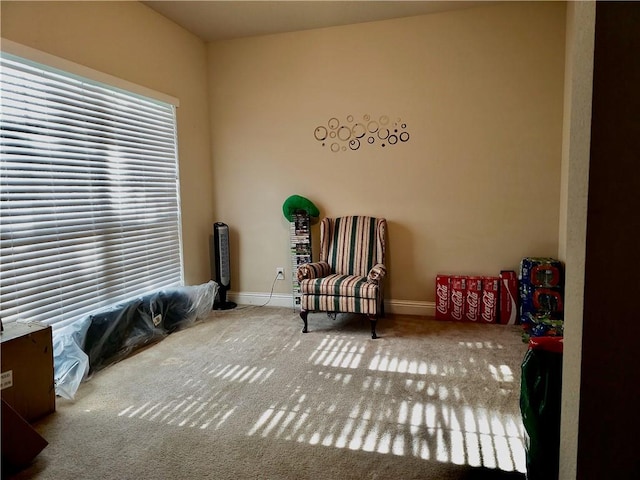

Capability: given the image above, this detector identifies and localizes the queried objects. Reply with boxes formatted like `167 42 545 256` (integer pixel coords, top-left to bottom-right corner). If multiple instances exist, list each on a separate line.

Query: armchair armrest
367 263 387 284
297 261 332 281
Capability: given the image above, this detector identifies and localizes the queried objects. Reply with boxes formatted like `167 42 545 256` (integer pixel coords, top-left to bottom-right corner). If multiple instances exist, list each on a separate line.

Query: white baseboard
228 291 296 309
386 299 435 317
228 291 435 317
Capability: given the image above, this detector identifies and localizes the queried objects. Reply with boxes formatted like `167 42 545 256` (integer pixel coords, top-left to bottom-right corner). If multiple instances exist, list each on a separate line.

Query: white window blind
0 52 183 329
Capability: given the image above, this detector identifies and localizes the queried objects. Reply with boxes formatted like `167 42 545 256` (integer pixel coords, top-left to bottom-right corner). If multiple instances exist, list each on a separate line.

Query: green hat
282 195 319 221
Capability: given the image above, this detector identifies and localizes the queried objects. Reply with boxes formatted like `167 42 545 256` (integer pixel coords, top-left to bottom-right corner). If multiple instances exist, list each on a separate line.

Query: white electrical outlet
276 267 285 280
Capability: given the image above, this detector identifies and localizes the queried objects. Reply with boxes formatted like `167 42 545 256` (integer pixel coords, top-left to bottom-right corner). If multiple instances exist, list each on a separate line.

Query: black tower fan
211 222 237 310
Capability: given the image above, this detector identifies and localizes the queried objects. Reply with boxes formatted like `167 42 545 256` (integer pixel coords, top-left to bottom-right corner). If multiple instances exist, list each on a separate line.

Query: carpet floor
10 306 529 479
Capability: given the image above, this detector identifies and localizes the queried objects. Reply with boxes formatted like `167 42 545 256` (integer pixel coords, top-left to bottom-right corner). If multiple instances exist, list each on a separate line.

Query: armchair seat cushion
300 273 378 299
301 294 378 315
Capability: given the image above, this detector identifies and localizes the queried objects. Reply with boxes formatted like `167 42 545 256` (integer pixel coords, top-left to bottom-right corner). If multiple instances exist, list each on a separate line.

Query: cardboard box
480 276 500 323
450 276 466 321
499 271 519 325
464 276 483 322
520 283 565 323
1 322 55 422
519 257 563 287
1 399 49 472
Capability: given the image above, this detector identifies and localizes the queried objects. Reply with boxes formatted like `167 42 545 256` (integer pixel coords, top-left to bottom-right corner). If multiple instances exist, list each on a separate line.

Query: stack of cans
519 257 564 336
435 274 500 323
435 258 564 332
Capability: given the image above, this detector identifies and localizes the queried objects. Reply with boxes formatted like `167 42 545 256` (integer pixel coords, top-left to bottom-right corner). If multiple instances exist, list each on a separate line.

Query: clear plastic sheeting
53 316 91 400
52 281 218 399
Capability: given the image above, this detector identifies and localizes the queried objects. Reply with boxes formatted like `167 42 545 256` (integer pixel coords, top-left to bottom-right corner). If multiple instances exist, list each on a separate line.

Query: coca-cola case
480 276 499 323
450 276 466 321
499 270 519 325
435 275 451 321
464 276 483 322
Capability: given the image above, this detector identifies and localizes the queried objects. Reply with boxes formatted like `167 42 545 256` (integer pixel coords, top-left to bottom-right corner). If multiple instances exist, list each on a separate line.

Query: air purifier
211 222 237 310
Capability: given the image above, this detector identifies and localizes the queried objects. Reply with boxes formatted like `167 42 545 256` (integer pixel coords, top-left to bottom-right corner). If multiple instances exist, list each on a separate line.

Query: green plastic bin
520 336 563 480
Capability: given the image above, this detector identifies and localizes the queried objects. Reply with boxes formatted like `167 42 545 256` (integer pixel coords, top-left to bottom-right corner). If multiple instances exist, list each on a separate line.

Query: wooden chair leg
368 316 378 339
300 310 308 333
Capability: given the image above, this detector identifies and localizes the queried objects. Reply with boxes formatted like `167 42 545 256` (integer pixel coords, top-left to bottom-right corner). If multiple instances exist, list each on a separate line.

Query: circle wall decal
352 123 366 138
314 114 410 152
338 126 352 141
314 126 328 141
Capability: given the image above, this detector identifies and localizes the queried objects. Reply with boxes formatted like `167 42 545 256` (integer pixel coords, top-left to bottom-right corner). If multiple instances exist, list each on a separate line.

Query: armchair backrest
320 216 387 277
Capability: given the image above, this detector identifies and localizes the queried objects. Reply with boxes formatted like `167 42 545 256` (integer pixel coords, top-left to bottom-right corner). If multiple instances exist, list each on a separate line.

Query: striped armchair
297 216 387 339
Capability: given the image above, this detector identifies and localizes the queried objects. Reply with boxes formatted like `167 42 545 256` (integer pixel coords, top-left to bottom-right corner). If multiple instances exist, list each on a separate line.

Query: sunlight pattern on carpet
117 364 275 430
114 326 525 474
247 334 526 473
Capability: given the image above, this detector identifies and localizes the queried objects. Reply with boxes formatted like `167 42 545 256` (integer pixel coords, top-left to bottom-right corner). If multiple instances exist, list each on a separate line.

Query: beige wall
1 1 214 285
0 1 567 310
208 1 566 309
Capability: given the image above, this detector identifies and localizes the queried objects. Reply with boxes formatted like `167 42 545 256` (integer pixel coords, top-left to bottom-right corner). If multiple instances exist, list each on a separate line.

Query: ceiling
142 1 491 42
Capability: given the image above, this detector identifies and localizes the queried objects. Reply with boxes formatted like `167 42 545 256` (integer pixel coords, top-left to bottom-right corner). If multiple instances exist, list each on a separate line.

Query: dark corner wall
579 1 640 478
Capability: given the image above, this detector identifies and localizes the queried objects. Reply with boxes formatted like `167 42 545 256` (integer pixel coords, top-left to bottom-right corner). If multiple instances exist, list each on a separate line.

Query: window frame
0 40 185 329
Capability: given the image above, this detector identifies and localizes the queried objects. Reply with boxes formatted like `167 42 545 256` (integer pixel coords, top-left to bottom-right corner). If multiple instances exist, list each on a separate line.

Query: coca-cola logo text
481 291 496 322
436 284 449 314
451 290 463 320
466 291 479 321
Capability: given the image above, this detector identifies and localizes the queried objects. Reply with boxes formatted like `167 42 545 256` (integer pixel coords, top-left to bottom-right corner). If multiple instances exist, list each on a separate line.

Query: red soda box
450 276 466 321
435 275 451 321
480 276 499 323
464 276 483 322
499 270 519 325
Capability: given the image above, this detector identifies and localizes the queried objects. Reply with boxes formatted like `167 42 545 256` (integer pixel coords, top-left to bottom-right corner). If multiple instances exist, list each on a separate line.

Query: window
0 51 183 329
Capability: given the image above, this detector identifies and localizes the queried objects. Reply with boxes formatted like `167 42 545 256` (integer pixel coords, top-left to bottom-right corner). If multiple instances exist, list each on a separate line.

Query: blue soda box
519 257 564 288
520 283 564 323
